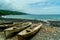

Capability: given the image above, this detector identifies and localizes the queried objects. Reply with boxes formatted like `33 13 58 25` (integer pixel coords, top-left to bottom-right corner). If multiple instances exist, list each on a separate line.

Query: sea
1 14 60 21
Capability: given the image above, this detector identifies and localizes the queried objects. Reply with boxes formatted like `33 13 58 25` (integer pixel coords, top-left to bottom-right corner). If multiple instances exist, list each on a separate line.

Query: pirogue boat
5 22 32 38
0 21 16 31
17 23 42 40
0 21 13 25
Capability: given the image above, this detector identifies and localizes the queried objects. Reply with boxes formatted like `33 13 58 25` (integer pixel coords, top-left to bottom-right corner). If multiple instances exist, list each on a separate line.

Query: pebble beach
0 18 60 40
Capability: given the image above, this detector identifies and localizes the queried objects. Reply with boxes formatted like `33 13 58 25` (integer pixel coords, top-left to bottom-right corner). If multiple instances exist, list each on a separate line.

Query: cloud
25 0 60 14
29 0 60 8
0 0 60 14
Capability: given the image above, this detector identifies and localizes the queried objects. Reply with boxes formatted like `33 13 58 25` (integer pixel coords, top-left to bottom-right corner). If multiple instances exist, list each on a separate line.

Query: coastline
0 16 60 27
0 17 60 40
0 17 48 23
1 15 60 21
0 17 60 26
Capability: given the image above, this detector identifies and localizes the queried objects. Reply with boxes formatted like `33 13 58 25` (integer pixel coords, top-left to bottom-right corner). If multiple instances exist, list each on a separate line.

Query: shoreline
1 15 60 21
0 17 60 24
0 17 60 40
0 17 48 23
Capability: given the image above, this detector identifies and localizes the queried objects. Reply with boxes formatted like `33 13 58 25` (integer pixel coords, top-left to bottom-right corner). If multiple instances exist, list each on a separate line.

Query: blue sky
0 0 60 14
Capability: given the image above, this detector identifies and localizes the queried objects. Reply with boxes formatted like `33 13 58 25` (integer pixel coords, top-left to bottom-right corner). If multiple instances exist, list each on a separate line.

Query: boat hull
17 23 42 40
5 22 32 38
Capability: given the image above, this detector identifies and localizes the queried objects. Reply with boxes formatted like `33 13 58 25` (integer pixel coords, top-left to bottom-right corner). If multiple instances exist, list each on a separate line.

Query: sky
0 0 60 15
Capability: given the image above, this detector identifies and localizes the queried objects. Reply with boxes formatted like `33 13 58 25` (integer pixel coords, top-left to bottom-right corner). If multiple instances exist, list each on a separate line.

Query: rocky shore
0 18 60 40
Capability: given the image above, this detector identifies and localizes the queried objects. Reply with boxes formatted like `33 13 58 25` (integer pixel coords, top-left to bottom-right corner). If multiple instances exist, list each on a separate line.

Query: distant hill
0 10 28 15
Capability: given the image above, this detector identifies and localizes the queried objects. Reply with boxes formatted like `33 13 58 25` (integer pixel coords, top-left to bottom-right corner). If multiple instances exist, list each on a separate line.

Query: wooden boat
0 22 23 31
0 20 4 25
3 21 13 24
0 22 23 29
0 22 17 31
17 23 42 39
0 21 13 25
0 21 15 29
5 22 32 38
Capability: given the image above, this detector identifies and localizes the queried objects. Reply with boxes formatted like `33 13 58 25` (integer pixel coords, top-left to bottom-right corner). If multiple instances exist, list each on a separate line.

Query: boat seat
26 30 30 32
13 27 17 30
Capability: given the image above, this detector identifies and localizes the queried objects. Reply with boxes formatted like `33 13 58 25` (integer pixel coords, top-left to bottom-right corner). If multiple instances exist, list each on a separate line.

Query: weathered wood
0 21 13 25
0 32 6 40
0 23 17 32
4 22 32 39
17 23 42 40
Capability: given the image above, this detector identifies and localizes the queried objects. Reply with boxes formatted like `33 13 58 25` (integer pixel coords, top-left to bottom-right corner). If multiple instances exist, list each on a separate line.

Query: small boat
0 20 4 25
0 21 14 30
2 22 23 32
3 21 13 24
0 22 17 31
5 22 32 38
17 23 42 39
0 21 13 25
0 22 23 29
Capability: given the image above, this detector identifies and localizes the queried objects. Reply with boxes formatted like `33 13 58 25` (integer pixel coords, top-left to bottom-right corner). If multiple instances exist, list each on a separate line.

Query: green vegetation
0 10 28 15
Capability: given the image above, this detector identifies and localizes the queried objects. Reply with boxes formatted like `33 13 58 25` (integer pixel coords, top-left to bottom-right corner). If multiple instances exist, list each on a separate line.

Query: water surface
1 15 60 21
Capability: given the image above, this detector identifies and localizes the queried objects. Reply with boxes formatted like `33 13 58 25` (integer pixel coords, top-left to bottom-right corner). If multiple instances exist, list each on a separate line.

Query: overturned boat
17 23 42 40
5 22 32 38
